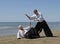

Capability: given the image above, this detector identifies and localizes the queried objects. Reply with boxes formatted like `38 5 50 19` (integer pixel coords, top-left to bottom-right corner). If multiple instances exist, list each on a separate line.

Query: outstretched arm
25 14 30 20
25 14 37 20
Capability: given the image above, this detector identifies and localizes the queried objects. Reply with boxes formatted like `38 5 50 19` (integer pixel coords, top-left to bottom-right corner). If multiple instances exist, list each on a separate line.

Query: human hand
24 13 30 20
25 14 28 16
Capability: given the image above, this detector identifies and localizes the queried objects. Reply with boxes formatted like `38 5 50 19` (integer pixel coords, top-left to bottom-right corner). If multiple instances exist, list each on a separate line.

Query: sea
0 22 60 36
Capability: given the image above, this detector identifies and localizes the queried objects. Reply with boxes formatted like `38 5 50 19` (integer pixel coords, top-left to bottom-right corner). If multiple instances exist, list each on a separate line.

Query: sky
0 0 60 22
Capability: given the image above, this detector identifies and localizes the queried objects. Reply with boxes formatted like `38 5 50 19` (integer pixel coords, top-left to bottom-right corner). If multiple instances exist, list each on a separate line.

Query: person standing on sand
25 9 53 37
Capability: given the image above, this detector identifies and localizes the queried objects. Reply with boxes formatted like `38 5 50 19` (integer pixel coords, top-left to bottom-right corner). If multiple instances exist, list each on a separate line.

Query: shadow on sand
28 36 60 39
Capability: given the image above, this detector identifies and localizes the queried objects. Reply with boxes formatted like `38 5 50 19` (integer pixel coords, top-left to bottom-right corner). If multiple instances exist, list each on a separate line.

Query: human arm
17 30 24 39
34 12 44 22
25 14 31 20
25 14 37 20
24 26 31 32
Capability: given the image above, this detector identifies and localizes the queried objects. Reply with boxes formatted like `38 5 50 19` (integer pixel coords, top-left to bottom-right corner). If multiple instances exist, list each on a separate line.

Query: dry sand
0 30 60 44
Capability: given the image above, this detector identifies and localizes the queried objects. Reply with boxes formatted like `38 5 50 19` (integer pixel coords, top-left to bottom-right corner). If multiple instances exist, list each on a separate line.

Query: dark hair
34 9 38 13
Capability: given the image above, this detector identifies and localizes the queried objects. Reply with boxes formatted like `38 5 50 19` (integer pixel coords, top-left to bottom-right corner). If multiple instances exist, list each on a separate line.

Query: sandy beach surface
0 30 60 44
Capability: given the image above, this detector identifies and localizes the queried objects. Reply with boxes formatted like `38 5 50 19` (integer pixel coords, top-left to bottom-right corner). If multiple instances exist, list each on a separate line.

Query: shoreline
0 29 60 36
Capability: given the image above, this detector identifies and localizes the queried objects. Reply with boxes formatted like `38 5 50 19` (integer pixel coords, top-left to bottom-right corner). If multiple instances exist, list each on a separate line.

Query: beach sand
0 30 60 44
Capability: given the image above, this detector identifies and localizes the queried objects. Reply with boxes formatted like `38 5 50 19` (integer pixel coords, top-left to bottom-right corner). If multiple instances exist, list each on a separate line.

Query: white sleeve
24 26 31 33
17 31 21 38
17 30 24 38
39 14 44 21
24 26 30 30
34 13 44 22
30 15 40 21
30 15 36 20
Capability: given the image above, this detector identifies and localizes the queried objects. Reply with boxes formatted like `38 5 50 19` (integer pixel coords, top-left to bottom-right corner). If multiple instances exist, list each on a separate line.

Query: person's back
17 25 25 39
17 29 24 39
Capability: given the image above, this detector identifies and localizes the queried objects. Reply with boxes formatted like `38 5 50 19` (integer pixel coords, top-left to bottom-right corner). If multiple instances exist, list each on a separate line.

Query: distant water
0 22 60 36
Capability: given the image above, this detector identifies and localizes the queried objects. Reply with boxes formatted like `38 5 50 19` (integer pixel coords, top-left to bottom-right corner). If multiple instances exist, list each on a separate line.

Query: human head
18 25 23 30
33 9 38 15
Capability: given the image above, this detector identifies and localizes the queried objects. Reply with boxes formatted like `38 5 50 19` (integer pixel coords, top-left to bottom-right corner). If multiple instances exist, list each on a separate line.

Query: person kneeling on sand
17 25 40 39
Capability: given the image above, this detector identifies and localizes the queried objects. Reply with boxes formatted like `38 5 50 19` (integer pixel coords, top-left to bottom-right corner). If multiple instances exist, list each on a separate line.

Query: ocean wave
0 26 17 30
